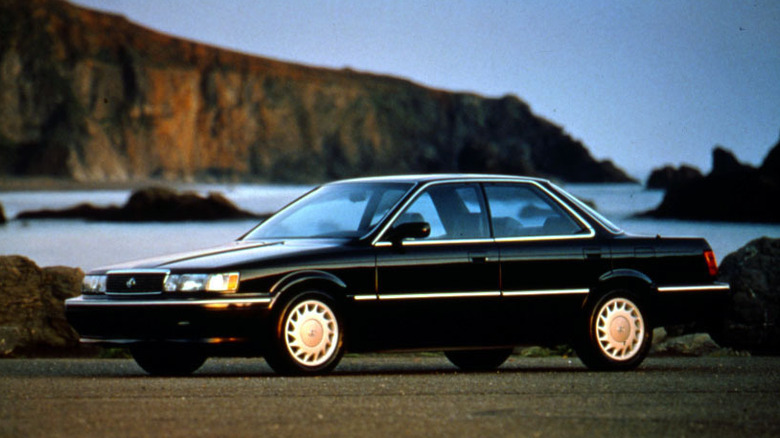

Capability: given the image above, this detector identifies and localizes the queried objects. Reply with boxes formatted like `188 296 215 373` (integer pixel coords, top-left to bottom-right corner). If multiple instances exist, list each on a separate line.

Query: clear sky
69 0 780 179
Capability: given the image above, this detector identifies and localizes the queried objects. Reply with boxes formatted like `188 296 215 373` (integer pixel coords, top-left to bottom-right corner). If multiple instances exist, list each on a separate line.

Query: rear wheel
264 292 344 375
445 348 513 371
575 291 651 371
130 345 207 376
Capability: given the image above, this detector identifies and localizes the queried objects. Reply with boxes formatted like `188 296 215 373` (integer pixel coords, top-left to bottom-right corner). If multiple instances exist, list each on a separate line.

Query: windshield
243 182 414 240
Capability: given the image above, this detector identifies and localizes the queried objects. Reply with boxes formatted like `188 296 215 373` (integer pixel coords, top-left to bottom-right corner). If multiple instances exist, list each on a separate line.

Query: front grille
106 273 166 294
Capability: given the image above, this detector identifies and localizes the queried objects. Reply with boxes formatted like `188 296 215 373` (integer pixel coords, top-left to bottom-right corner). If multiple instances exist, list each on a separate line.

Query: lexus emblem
126 277 137 288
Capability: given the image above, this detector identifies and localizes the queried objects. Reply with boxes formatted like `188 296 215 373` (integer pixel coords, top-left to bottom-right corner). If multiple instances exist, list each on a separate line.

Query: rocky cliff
0 0 632 183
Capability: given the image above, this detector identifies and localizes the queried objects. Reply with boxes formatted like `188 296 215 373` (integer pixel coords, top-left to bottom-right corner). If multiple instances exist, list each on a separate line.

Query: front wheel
130 345 207 376
264 292 344 375
574 291 651 371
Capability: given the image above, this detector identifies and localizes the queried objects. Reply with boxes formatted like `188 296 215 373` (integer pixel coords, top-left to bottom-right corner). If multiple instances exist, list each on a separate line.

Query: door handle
583 248 602 260
469 253 489 263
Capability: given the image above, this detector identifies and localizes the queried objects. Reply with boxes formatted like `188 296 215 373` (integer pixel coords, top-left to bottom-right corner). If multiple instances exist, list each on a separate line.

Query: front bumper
65 295 273 345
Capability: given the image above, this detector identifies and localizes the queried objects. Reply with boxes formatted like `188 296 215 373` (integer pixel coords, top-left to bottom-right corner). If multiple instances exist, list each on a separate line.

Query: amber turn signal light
704 250 718 277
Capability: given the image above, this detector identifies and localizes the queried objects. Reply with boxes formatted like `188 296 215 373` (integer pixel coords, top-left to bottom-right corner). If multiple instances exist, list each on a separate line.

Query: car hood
92 239 349 272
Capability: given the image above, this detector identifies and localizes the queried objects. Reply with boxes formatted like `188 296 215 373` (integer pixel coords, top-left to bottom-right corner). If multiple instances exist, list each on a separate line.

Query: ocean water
1 183 779 271
0 184 311 270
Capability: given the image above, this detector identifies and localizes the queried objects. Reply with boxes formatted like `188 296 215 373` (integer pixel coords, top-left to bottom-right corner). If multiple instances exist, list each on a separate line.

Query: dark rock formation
17 186 261 221
710 146 755 176
714 237 780 354
0 202 6 224
761 140 780 176
0 0 633 184
646 164 703 189
0 255 82 356
640 141 780 223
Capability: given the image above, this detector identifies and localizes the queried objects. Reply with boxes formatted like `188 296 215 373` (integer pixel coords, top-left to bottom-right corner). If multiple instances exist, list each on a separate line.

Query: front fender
269 270 348 297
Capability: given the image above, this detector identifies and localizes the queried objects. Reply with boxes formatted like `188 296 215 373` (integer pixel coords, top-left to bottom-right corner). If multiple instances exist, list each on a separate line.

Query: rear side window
484 184 585 238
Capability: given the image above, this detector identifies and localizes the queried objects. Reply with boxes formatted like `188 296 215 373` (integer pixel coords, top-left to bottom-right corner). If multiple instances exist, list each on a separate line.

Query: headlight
164 273 240 293
82 275 107 293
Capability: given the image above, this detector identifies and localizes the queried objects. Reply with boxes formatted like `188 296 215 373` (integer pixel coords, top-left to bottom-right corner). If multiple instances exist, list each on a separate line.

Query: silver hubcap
595 297 645 361
284 300 339 367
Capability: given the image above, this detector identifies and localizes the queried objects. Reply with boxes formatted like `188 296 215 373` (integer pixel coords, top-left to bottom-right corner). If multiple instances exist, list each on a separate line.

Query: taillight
704 249 718 277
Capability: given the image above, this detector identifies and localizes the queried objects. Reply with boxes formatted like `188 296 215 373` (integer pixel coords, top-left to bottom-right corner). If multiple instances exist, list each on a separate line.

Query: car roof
328 174 551 185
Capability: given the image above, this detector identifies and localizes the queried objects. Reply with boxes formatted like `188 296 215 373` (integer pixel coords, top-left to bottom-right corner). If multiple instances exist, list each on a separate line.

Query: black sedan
66 175 730 375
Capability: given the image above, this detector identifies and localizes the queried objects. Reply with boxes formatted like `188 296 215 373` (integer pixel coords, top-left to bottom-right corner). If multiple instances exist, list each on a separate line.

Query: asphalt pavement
1 355 779 437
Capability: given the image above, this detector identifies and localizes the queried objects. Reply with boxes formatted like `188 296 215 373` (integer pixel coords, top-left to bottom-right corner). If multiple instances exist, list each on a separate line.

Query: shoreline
0 177 280 192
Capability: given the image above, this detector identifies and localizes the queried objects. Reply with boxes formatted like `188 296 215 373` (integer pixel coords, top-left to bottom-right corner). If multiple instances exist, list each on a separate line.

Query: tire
130 344 207 376
445 348 513 371
574 291 652 371
264 292 344 375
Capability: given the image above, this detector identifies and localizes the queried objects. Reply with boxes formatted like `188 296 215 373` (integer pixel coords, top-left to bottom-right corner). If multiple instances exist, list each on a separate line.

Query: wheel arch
269 270 348 309
593 269 654 302
591 268 657 326
596 269 653 291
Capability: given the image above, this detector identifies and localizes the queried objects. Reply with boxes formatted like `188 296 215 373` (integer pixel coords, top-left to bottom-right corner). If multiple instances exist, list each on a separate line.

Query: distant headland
0 0 632 184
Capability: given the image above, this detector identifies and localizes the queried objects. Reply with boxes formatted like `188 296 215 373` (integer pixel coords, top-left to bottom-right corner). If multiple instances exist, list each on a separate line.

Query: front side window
484 184 585 238
244 182 412 239
391 183 490 241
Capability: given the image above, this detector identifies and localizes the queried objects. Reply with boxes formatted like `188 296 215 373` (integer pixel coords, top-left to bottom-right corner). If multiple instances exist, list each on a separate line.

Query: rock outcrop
640 141 780 223
16 186 262 221
651 329 724 357
0 0 633 184
0 255 83 356
646 164 703 189
0 202 6 224
714 237 780 354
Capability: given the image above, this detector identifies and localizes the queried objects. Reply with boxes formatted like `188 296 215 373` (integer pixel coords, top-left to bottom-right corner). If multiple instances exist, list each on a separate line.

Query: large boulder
714 237 780 354
0 201 6 224
0 255 83 356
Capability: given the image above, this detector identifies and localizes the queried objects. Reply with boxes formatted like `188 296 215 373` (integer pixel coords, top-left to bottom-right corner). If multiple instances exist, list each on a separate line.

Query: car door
372 182 501 349
483 182 606 345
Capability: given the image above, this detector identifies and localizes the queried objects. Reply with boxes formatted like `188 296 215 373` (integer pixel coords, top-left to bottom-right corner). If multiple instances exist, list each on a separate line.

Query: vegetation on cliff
0 0 632 183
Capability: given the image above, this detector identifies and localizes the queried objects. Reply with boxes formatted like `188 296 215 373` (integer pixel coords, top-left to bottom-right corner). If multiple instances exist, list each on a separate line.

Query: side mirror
388 221 430 245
